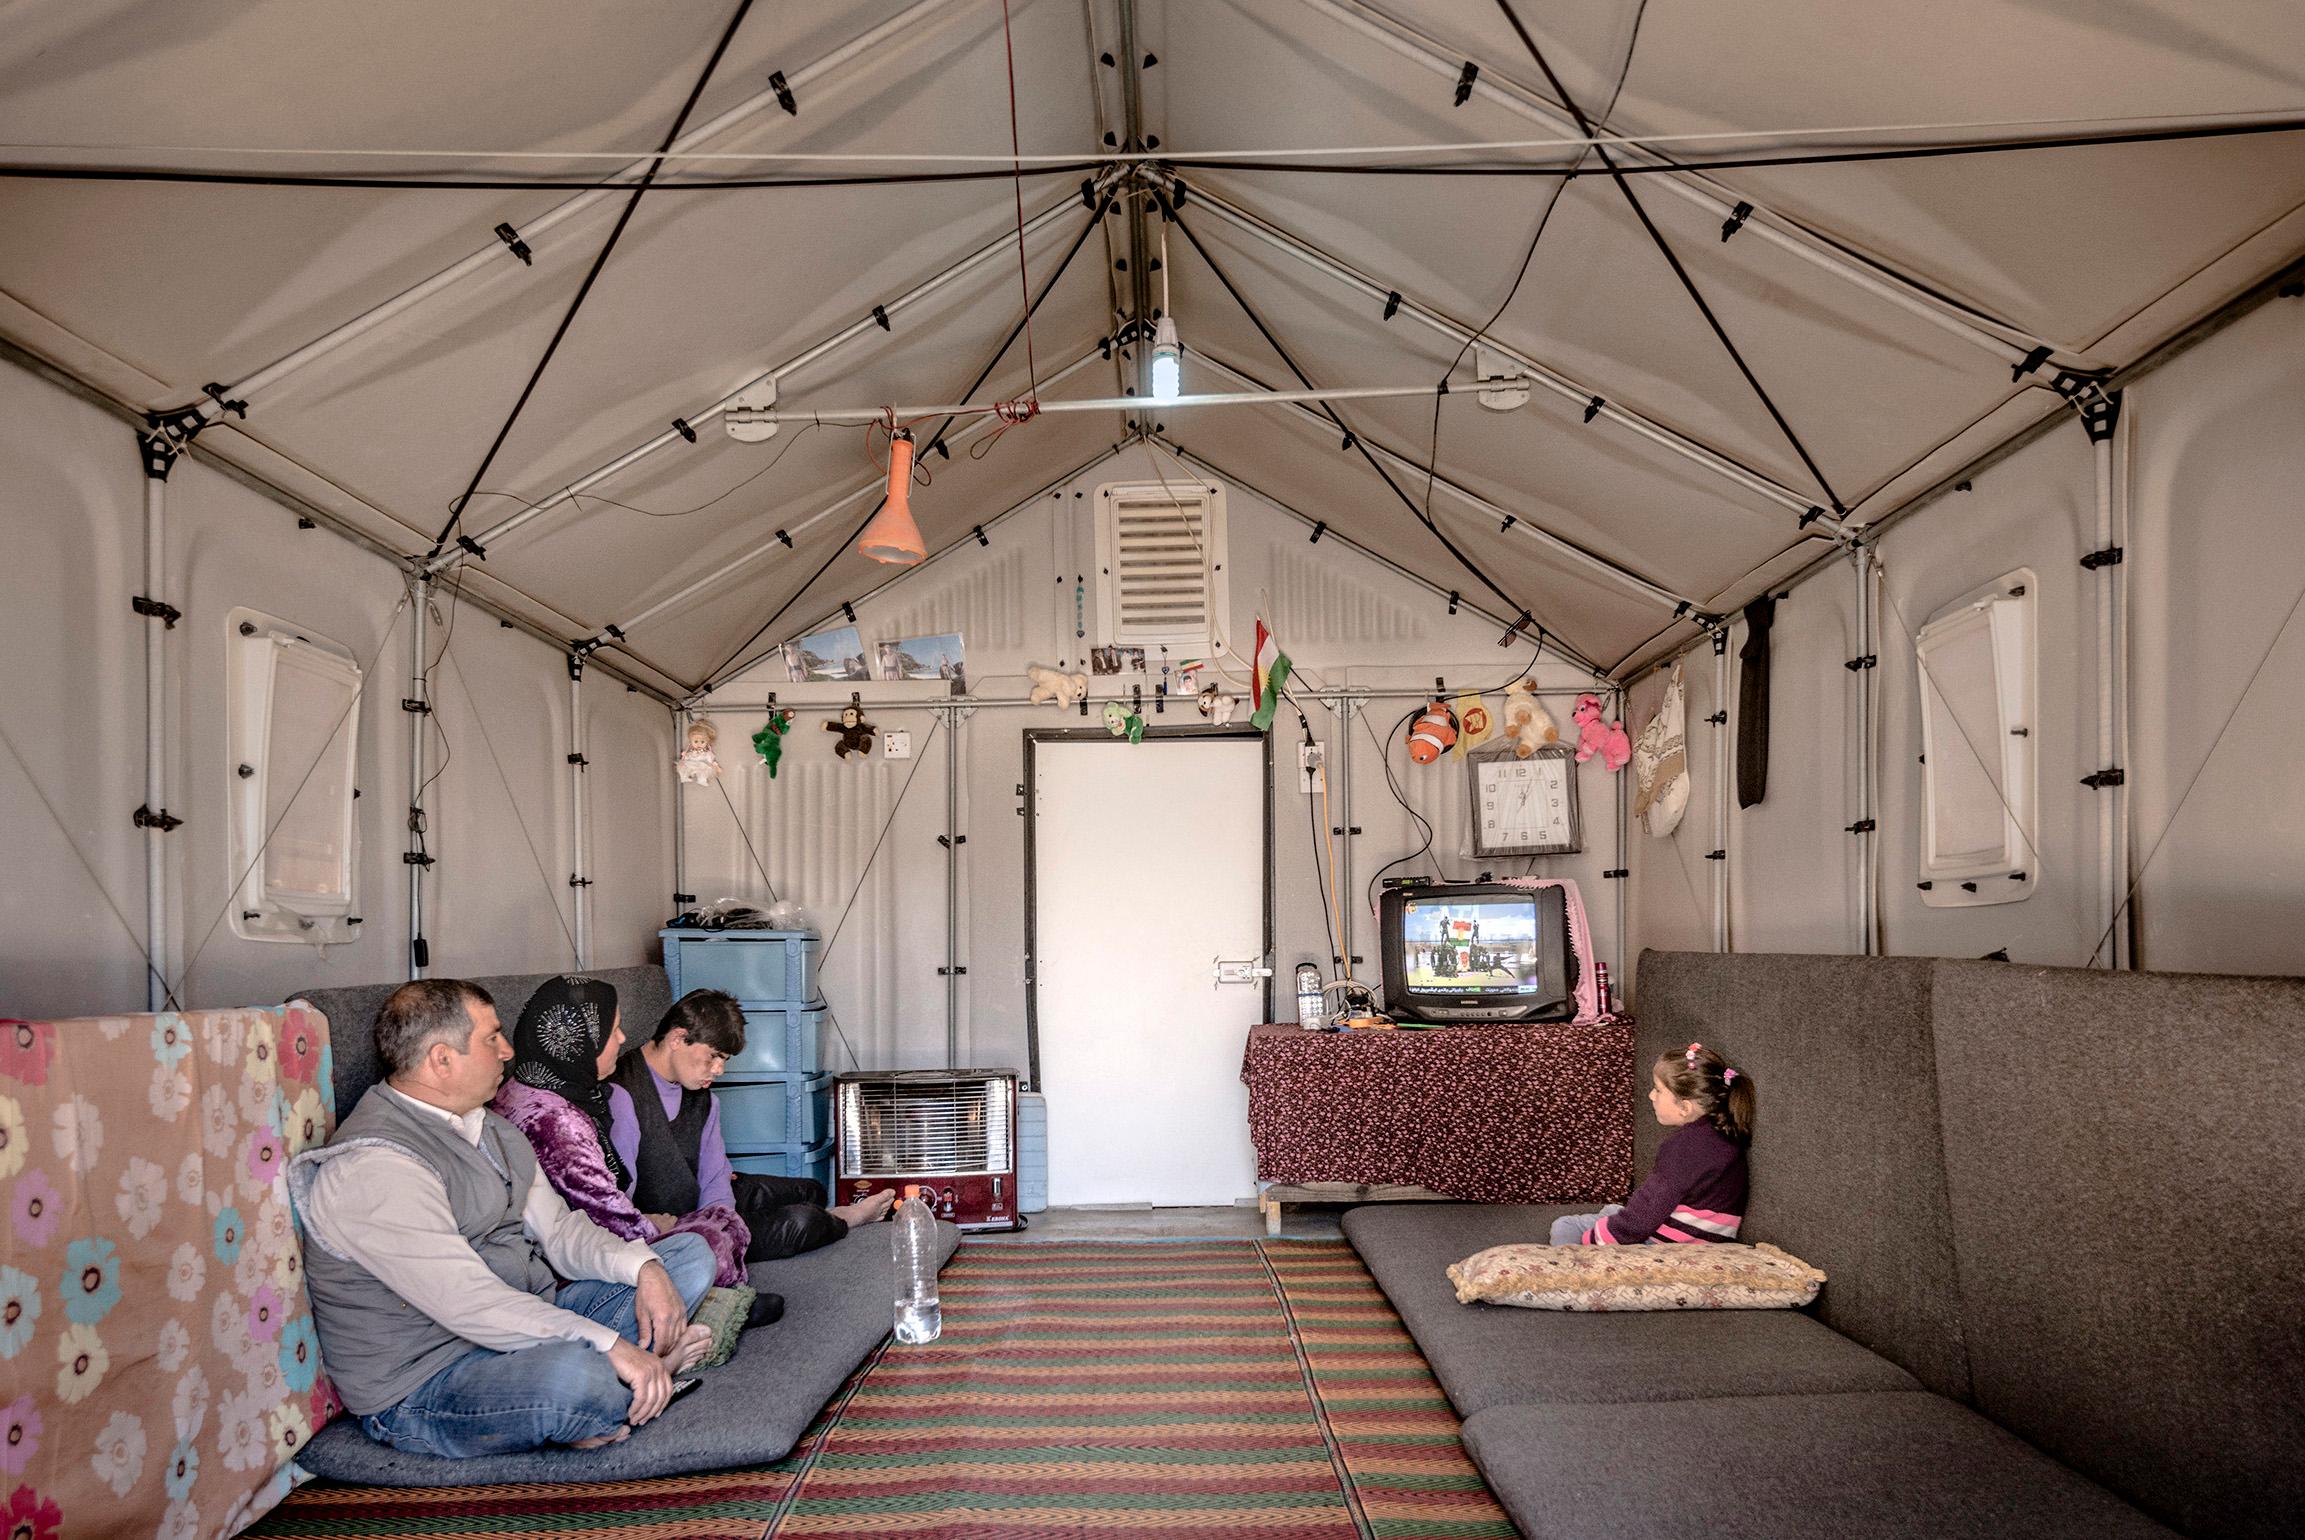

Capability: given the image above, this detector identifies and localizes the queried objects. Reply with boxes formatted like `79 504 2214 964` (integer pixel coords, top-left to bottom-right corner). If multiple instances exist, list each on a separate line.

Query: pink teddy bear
1572 693 1632 772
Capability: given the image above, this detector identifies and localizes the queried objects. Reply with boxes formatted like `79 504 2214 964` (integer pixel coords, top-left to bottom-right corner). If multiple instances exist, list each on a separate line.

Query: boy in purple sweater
1552 1041 1754 1246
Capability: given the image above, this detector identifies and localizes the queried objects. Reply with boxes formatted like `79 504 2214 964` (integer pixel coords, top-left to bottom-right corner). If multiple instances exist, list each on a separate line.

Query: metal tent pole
174 0 967 437
1711 629 1730 950
2084 389 2129 967
943 704 961 1067
1852 545 1878 955
671 706 692 917
1334 693 1361 973
136 428 178 1008
407 576 431 978
1297 0 2077 370
569 654 590 967
1174 178 1844 531
1614 687 1629 999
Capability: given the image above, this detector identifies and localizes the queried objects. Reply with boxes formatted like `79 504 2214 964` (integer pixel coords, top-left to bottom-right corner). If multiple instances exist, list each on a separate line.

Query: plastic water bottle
892 1185 942 1344
1295 962 1325 1029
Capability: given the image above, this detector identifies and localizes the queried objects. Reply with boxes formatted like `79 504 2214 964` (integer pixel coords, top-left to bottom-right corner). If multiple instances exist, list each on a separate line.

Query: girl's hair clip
1722 1067 1739 1085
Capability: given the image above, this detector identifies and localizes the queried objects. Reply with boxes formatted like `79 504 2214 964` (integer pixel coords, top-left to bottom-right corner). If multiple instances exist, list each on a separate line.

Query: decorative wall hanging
1406 700 1460 764
1102 699 1145 744
876 631 965 692
825 697 876 759
783 624 868 683
675 717 723 785
1738 595 1775 808
1632 661 1691 838
1026 664 1088 707
1572 693 1631 772
1502 679 1559 758
751 711 793 778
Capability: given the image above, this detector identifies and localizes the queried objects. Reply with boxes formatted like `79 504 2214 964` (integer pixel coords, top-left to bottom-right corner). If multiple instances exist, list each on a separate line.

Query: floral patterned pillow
1 1005 337 1540
1447 1240 1826 1311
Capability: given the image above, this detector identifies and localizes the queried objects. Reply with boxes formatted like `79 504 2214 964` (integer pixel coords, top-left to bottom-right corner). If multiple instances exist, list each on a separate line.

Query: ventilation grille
837 1073 1015 1177
1097 483 1225 648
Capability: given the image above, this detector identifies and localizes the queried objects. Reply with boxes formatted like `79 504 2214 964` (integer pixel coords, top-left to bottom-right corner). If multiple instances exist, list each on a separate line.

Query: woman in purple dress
492 977 754 1288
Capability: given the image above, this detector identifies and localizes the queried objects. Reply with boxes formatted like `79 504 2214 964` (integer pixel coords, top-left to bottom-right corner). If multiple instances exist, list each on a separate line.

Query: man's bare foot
571 1427 631 1450
661 1322 712 1373
831 1188 897 1226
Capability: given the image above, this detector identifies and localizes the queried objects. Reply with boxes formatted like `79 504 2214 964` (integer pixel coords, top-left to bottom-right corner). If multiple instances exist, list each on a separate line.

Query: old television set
1378 879 1575 1024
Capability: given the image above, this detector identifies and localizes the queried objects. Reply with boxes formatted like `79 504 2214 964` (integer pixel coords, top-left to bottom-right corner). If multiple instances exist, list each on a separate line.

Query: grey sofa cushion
1459 1392 2175 1540
1633 950 1970 1398
293 966 673 1113
1343 1204 1914 1417
296 1218 959 1486
1931 961 2305 1540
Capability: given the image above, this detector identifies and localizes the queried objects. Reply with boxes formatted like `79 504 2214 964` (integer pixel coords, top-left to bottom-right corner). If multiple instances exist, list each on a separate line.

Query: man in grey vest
290 979 717 1457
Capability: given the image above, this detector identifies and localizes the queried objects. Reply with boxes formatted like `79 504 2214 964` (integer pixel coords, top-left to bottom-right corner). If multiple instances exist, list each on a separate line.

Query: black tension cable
429 0 757 560
699 201 1113 692
1492 0 1848 515
1169 214 1606 678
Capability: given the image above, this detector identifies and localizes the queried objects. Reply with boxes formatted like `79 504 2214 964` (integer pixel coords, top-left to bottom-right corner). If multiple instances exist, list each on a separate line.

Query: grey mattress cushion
1342 1203 1914 1418
1930 961 2305 1540
293 966 673 1113
1632 949 1971 1398
1458 1392 2176 1540
296 1219 960 1486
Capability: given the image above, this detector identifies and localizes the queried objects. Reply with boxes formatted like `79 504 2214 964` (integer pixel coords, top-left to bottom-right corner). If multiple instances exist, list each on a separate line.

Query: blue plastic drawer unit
714 1072 832 1150
729 1139 833 1192
660 928 818 1005
727 1002 829 1075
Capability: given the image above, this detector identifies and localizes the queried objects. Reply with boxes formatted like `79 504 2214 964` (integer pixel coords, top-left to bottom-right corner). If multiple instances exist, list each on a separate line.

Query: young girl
1551 1042 1754 1246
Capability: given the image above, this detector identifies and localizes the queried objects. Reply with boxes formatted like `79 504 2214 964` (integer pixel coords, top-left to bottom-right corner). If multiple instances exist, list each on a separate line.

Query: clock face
1469 748 1580 855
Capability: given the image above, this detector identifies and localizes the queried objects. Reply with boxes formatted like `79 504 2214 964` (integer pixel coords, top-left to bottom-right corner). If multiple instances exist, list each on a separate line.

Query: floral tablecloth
1240 1020 1635 1203
1 1005 338 1540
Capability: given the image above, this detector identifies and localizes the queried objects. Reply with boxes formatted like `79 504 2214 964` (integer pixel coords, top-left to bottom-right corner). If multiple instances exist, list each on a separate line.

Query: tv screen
1378 881 1575 1023
1398 894 1544 997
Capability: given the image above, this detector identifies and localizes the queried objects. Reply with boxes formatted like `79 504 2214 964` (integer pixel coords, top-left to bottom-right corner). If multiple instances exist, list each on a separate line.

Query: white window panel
1915 570 2037 908
1093 480 1228 650
226 608 362 944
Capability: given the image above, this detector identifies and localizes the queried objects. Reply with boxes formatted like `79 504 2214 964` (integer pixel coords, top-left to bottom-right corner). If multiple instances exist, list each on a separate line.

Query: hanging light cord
1000 0 1040 405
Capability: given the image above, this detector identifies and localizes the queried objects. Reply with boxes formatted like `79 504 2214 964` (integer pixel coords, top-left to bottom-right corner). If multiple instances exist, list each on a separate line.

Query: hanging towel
1633 660 1691 837
1737 596 1774 808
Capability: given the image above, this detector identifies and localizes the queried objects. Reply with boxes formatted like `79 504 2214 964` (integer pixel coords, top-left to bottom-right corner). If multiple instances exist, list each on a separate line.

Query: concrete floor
974 1204 1346 1241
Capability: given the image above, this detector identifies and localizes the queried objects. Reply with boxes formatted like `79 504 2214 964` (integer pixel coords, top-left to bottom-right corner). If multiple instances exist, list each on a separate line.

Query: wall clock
1465 741 1581 857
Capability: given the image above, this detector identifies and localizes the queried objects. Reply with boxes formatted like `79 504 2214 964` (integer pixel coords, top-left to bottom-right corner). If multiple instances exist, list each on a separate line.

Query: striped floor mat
250 1239 1512 1540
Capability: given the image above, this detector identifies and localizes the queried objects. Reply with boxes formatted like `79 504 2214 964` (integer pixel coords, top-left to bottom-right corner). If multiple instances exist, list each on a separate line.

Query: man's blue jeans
360 1233 716 1458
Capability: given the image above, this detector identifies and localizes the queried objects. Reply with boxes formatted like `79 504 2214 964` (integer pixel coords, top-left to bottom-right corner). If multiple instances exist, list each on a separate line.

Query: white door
1032 734 1267 1206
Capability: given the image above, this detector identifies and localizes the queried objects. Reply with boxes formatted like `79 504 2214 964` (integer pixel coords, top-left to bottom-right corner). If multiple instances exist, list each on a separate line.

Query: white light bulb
1150 316 1181 402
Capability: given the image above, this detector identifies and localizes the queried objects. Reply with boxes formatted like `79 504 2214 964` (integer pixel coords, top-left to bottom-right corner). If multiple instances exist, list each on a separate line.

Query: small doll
825 701 876 759
675 719 723 785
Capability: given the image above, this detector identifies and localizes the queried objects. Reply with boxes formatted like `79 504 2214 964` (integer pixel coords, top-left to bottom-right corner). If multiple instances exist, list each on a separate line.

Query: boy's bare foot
831 1188 897 1226
661 1322 712 1373
571 1427 631 1449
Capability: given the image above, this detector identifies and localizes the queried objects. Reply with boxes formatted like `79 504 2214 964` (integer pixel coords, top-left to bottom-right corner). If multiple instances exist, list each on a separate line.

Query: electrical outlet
884 730 913 760
1297 740 1325 794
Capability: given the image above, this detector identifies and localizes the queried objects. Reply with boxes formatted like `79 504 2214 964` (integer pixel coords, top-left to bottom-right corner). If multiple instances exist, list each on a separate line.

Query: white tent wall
684 440 1625 1078
0 354 674 1018
1630 290 2305 981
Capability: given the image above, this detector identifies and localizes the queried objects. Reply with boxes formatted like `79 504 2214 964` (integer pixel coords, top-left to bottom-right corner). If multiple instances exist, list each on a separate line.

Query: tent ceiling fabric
2 0 2300 688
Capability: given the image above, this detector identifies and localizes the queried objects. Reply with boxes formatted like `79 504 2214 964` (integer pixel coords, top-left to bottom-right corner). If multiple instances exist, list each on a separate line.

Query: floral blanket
1 1005 338 1540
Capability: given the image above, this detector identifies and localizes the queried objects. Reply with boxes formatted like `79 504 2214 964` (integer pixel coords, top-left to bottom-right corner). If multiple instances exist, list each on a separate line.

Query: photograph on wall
1090 645 1146 676
876 632 967 693
782 624 869 682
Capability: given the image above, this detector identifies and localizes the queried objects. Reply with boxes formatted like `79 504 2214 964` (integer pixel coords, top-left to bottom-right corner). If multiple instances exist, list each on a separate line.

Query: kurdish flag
1250 618 1292 731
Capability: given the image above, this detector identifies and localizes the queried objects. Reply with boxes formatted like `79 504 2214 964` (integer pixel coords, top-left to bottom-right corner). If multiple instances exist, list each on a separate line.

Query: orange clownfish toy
1406 701 1459 764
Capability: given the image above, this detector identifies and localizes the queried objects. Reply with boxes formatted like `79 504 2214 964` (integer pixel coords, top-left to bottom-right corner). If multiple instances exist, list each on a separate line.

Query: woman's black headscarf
510 976 628 1188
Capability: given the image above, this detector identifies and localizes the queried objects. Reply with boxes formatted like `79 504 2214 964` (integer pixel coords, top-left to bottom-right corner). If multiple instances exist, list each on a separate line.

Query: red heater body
832 1069 1020 1231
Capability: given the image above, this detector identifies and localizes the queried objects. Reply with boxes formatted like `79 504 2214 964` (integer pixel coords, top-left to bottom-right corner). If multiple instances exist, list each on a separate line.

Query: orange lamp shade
858 429 926 565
